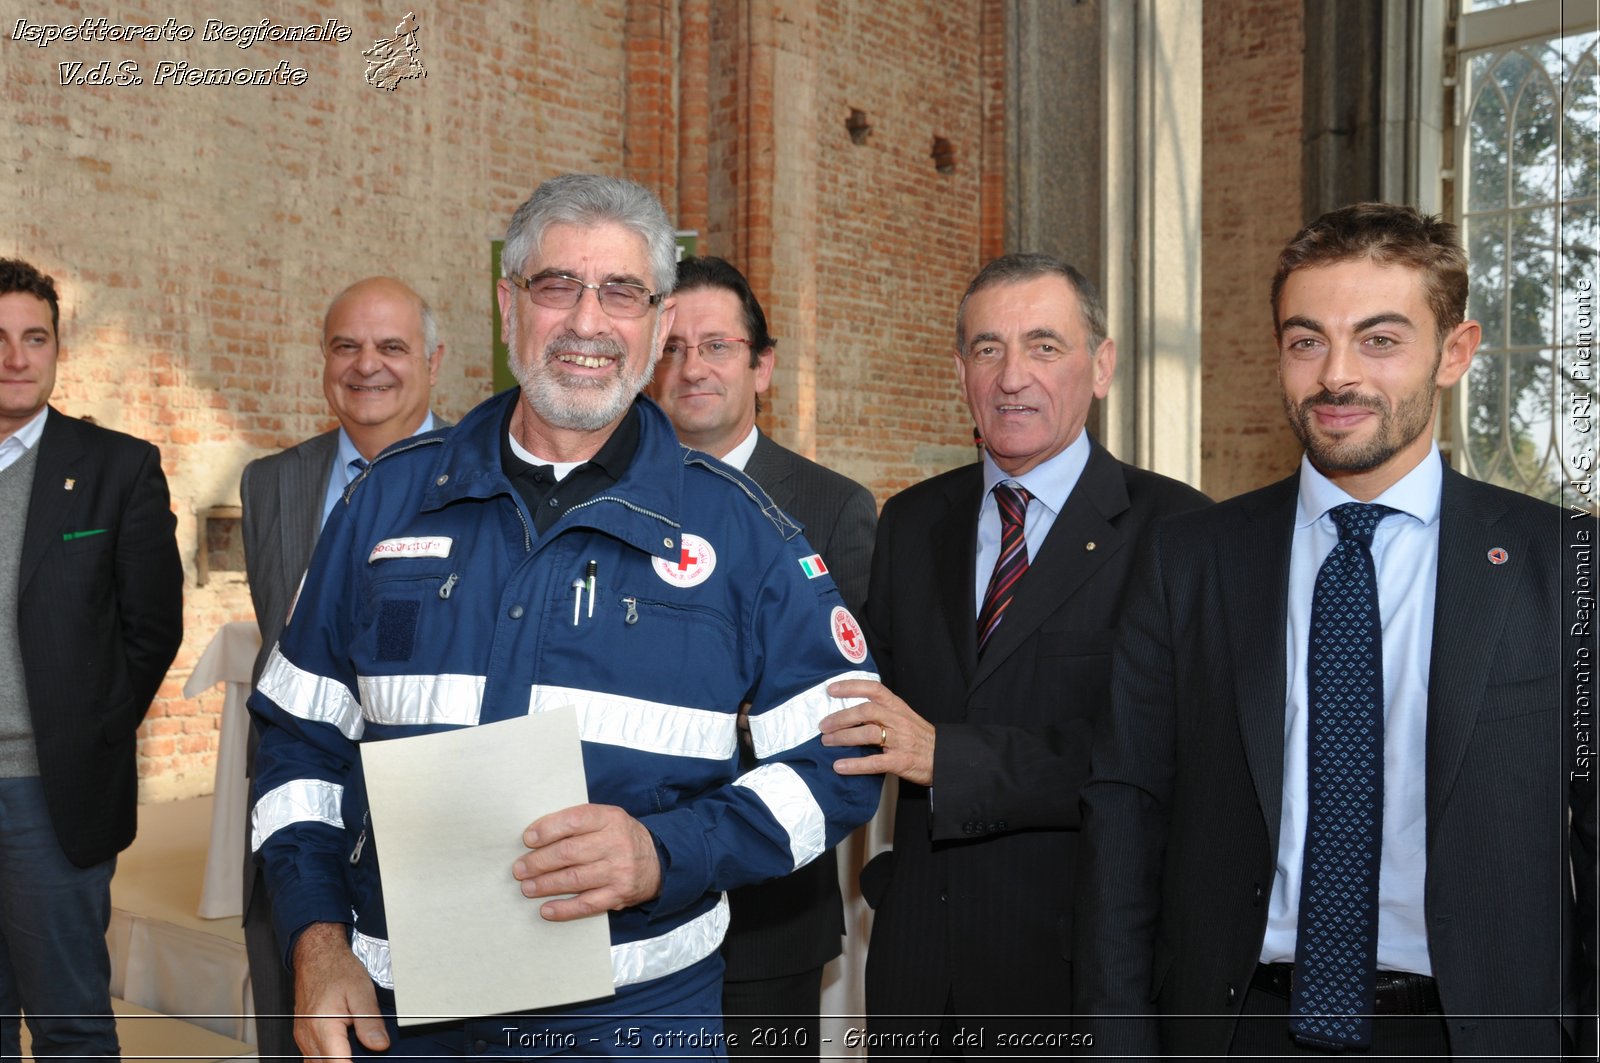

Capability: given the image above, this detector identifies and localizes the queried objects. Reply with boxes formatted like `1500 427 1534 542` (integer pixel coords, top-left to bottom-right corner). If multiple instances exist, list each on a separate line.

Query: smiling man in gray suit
239 276 445 1060
651 255 876 1058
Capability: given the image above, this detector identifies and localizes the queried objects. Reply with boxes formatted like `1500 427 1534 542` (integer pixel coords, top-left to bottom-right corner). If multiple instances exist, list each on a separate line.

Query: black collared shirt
500 399 642 534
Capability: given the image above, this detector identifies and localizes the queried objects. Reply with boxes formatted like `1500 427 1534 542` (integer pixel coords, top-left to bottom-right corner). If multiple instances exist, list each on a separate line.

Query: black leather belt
1252 962 1443 1015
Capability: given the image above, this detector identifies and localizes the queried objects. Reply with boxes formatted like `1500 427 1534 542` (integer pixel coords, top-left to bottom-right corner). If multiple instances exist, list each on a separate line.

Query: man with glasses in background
249 174 880 1060
652 256 877 1058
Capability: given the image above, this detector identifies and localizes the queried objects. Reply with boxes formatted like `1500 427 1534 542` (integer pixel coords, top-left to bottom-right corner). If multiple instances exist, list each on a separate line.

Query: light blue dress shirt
1260 446 1442 977
319 413 436 526
972 430 1091 617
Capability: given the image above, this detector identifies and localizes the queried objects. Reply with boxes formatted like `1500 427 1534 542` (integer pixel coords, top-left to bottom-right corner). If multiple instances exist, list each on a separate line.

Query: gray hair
418 297 439 354
955 252 1108 353
501 174 678 296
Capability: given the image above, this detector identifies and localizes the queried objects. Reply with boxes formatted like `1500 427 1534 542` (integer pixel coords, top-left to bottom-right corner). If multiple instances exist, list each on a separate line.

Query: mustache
543 332 626 362
1296 388 1387 413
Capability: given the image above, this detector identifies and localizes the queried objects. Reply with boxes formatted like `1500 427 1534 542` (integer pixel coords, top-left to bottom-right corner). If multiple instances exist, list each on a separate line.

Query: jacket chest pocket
609 593 742 707
357 568 459 665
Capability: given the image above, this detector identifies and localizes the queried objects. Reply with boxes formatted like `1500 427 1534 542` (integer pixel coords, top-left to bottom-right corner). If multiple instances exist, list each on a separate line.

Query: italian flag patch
798 553 829 579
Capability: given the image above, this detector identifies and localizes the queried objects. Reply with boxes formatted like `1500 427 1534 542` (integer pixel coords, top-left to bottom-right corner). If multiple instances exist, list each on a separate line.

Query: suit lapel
1221 475 1298 849
971 443 1128 690
931 469 982 687
1425 469 1515 831
19 409 85 594
746 432 797 512
283 432 336 582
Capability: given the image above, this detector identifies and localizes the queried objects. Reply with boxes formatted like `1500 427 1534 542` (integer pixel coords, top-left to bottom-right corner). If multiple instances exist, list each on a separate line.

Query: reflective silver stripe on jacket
530 685 738 760
749 669 878 758
351 928 395 990
358 672 485 728
347 894 731 992
611 892 731 988
732 762 826 871
251 778 343 851
259 645 364 739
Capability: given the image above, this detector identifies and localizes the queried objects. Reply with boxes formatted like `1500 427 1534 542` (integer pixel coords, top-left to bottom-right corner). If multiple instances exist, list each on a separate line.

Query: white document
360 708 614 1025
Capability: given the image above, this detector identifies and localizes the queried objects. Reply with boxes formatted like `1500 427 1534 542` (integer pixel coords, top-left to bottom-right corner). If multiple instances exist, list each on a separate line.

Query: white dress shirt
1260 446 1442 976
0 407 49 473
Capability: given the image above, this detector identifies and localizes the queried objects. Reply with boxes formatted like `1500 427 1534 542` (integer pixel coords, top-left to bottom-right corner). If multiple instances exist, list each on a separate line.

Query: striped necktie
977 483 1031 654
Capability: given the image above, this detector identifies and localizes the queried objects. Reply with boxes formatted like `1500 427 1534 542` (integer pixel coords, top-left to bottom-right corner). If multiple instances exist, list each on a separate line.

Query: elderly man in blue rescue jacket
248 173 882 1059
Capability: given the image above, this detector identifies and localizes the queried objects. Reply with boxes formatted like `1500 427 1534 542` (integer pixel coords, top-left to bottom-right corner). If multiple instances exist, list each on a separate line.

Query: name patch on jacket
369 536 453 563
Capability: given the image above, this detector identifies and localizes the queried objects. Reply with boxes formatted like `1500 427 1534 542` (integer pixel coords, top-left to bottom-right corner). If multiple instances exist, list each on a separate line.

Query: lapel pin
1085 541 1097 551
1487 547 1508 565
63 478 75 491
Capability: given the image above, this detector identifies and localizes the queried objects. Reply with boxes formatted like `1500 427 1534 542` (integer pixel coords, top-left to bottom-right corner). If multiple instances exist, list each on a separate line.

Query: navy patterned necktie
1290 501 1396 1049
977 483 1031 654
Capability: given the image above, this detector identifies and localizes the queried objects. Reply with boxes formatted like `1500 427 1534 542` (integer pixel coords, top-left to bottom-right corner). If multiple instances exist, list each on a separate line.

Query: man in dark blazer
652 256 876 1057
240 276 445 1060
1074 203 1597 1058
0 258 183 1058
818 254 1207 1054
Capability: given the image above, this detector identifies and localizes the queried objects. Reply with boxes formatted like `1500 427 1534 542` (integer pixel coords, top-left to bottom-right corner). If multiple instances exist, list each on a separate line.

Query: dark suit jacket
860 439 1208 1032
19 407 183 867
722 429 878 981
1074 467 1598 1058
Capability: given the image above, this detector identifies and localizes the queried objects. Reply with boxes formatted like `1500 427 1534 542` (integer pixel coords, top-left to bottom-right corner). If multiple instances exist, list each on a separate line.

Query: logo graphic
1487 547 1509 565
652 533 717 588
830 606 868 664
364 12 425 91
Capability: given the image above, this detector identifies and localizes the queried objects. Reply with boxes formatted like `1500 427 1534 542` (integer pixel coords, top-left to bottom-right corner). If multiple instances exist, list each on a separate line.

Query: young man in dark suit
0 258 183 1058
1075 203 1597 1057
239 276 445 1060
652 256 877 1057
817 254 1207 1054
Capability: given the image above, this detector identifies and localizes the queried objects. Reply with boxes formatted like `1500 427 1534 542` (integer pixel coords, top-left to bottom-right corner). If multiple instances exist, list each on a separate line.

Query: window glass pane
1509 206 1556 347
1457 30 1596 503
1466 216 1508 347
1510 55 1557 204
1468 80 1509 209
1566 54 1598 198
1464 352 1510 481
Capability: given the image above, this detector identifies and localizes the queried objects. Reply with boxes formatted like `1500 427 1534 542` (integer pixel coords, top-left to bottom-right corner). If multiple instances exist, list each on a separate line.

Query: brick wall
1200 0 1308 499
0 0 994 798
3 0 1313 798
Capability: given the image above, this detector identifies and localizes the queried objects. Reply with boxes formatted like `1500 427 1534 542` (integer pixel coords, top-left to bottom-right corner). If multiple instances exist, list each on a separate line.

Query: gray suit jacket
722 430 878 980
1074 467 1598 1058
241 429 337 685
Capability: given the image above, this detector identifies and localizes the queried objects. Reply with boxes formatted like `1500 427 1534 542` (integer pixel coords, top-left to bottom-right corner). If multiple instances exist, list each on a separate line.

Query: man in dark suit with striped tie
651 256 877 1057
817 254 1207 1055
239 276 445 1060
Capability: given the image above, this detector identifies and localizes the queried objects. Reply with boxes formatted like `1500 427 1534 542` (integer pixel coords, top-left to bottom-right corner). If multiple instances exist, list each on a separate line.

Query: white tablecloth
182 620 261 920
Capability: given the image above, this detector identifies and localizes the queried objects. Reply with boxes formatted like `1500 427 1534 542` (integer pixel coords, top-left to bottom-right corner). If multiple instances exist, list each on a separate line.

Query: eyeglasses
508 271 663 319
660 337 753 363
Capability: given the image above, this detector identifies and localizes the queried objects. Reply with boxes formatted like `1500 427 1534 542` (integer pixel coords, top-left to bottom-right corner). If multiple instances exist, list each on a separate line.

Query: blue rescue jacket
249 391 881 1018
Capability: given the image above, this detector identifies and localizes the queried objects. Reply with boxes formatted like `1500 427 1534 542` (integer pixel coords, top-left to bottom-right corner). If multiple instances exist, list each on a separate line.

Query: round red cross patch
652 533 717 587
830 606 869 664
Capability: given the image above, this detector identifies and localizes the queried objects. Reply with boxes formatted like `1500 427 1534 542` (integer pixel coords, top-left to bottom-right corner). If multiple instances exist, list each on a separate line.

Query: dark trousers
0 776 119 1059
1229 981 1451 1058
722 965 822 1059
244 873 301 1060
